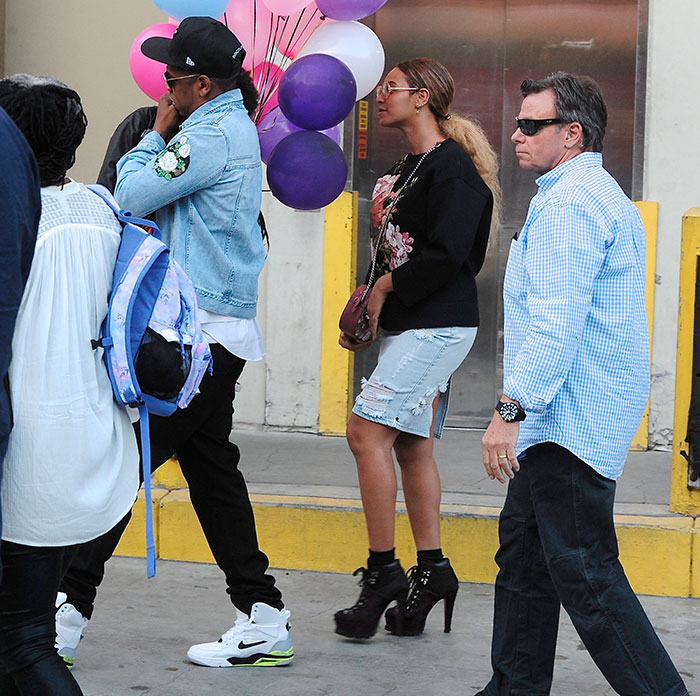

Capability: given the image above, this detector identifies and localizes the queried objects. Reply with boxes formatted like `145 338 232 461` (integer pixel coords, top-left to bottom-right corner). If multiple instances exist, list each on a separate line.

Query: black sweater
368 137 493 331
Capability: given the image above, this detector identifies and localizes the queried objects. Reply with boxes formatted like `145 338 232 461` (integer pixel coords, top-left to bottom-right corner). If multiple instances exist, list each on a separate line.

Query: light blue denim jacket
115 90 264 318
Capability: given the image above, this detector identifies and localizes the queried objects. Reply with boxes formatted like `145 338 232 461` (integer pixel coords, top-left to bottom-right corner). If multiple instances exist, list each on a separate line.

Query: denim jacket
115 90 264 318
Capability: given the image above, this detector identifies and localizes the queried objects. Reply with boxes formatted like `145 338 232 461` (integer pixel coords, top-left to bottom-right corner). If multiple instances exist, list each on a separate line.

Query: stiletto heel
443 591 457 632
384 557 459 636
334 560 409 639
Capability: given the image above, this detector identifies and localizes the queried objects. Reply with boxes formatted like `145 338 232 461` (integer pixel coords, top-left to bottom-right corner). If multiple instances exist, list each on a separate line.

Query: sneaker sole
59 654 75 670
187 648 294 668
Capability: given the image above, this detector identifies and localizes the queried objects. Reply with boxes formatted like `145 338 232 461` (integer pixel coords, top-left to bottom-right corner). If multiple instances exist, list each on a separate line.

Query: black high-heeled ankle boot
384 557 459 636
334 560 409 639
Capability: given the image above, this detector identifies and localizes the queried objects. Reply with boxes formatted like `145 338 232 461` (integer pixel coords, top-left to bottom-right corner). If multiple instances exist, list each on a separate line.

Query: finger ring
498 454 508 460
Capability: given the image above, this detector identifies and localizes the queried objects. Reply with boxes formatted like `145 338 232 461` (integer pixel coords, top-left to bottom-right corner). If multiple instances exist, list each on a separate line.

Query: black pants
0 541 82 695
60 344 282 619
485 442 687 696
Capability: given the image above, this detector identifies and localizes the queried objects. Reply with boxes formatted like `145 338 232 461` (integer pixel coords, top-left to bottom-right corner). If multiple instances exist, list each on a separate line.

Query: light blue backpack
88 184 211 577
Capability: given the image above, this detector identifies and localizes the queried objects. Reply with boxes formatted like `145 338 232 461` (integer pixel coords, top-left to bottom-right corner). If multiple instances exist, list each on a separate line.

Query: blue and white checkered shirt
503 152 649 479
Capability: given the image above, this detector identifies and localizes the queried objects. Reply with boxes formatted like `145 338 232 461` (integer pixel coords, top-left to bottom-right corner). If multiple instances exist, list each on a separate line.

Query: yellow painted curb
116 490 697 598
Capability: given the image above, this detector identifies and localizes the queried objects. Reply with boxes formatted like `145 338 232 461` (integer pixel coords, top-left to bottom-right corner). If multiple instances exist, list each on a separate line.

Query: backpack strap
137 404 157 578
87 184 162 241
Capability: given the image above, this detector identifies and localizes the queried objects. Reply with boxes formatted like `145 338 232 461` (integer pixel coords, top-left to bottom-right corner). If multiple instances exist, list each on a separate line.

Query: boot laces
347 566 379 611
404 565 431 609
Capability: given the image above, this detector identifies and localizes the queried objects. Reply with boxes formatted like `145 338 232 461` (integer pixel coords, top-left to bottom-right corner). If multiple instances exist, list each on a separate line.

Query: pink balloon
274 4 325 61
129 23 177 102
262 0 309 15
252 61 284 118
223 0 273 70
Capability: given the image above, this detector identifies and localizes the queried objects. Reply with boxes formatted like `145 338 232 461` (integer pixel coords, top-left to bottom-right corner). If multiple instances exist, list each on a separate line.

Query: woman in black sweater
335 58 499 640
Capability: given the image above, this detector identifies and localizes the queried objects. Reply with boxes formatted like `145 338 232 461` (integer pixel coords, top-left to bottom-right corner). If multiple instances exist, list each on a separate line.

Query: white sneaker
187 602 294 667
55 595 88 669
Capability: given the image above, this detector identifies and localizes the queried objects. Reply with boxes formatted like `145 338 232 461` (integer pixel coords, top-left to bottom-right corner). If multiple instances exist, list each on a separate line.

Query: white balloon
296 21 385 100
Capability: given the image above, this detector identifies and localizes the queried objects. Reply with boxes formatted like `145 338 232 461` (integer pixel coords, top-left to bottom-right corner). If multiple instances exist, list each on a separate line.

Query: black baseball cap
141 16 246 79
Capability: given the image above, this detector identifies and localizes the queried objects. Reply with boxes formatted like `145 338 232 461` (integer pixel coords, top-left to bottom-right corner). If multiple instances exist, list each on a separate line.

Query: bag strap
86 184 162 241
137 404 157 578
363 141 443 299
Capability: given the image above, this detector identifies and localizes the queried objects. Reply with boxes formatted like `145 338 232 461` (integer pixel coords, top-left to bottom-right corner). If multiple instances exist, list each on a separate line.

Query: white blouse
1 181 139 546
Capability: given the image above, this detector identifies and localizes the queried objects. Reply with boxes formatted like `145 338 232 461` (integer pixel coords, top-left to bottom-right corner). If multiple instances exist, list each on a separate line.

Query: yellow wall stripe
631 201 658 450
671 207 700 515
319 191 358 435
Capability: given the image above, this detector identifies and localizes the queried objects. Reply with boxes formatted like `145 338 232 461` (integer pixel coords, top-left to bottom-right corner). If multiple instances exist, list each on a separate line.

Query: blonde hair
397 58 501 232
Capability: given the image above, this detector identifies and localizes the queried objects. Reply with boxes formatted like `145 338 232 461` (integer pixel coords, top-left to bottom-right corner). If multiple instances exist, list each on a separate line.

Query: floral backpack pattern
87 185 211 579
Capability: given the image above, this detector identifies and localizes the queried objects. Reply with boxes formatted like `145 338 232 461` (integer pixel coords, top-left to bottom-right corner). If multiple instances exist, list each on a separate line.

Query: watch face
500 402 519 422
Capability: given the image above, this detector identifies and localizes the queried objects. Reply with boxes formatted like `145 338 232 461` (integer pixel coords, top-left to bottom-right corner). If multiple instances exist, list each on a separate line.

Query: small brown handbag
339 283 373 343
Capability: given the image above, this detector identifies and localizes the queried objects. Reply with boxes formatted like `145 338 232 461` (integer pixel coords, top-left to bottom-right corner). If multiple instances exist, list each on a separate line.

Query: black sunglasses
515 117 563 136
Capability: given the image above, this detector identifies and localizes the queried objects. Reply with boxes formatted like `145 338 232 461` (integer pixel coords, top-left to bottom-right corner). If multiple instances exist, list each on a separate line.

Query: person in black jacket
0 107 40 562
335 58 499 640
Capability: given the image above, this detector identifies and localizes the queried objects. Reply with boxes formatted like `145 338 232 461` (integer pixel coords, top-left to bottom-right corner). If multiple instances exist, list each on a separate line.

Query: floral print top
364 138 494 332
370 157 416 273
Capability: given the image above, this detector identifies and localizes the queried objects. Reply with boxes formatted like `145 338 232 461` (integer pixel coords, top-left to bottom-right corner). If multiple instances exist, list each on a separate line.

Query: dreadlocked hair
211 69 259 117
0 74 87 187
397 58 501 233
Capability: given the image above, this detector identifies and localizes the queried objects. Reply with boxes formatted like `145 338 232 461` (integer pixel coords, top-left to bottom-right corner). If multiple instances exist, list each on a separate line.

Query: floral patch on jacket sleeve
153 135 191 180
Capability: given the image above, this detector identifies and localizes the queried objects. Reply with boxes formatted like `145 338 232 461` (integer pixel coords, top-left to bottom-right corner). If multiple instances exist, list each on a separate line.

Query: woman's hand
338 331 373 352
367 272 393 339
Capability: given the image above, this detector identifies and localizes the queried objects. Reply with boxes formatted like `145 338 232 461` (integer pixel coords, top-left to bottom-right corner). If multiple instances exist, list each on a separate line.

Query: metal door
351 0 646 428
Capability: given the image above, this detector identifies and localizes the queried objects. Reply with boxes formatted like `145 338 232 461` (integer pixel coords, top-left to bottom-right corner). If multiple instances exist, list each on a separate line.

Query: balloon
257 106 340 163
153 0 229 20
273 4 325 61
252 61 284 123
223 0 273 70
316 0 388 21
129 23 177 102
296 20 385 100
278 53 356 130
262 0 309 15
267 130 348 210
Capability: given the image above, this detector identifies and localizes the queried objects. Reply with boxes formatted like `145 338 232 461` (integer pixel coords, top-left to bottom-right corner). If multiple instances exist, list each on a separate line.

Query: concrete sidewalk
73 557 700 696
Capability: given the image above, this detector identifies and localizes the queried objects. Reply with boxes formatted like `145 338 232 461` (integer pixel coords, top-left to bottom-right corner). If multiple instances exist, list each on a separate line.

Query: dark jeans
484 442 688 696
60 343 282 619
0 541 82 695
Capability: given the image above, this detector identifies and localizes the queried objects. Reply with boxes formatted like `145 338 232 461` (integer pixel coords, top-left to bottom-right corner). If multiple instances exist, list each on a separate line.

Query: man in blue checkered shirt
476 73 687 696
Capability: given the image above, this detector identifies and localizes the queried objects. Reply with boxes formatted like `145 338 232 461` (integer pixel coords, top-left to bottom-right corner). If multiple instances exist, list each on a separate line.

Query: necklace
363 140 444 297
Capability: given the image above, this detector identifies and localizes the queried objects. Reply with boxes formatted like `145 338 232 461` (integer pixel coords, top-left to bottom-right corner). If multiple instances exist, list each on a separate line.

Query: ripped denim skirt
352 326 477 439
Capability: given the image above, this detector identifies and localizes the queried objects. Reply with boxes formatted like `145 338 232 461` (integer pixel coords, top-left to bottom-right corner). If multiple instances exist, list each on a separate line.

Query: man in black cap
56 17 294 669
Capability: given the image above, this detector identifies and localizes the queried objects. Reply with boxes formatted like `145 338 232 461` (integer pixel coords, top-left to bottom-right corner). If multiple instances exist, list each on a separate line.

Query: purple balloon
267 131 348 210
316 0 388 21
257 107 341 164
278 54 356 131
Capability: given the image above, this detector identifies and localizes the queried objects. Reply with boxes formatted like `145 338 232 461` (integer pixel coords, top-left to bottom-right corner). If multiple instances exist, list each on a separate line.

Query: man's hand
153 94 181 142
481 407 521 484
338 330 373 352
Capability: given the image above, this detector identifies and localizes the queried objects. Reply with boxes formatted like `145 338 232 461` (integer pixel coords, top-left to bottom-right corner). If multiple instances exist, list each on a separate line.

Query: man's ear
197 75 213 97
564 121 583 149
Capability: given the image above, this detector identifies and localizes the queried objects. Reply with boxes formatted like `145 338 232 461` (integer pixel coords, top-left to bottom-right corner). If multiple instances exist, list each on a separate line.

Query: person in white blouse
0 74 139 695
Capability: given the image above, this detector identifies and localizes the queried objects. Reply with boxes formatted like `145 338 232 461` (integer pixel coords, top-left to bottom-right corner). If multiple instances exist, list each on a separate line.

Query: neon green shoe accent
241 648 294 667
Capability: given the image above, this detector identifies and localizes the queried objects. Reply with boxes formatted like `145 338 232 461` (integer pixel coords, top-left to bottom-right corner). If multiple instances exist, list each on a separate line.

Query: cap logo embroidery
232 46 243 59
186 57 195 66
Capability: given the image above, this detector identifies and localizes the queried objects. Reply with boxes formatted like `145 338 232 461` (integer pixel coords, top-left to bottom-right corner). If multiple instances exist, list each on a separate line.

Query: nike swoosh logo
238 640 267 649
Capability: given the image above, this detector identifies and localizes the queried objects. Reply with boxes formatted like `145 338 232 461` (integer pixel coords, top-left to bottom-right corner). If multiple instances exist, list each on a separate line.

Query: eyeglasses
515 117 564 136
164 73 201 90
375 83 420 99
